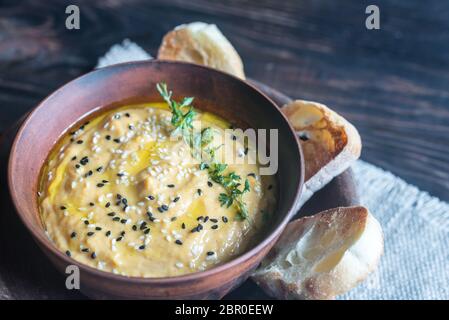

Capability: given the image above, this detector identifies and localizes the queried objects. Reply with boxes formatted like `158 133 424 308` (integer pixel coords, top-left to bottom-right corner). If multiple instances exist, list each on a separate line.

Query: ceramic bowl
8 60 303 299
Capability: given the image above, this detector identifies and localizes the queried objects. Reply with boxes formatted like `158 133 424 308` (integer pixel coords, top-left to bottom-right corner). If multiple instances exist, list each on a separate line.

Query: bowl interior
8 60 303 279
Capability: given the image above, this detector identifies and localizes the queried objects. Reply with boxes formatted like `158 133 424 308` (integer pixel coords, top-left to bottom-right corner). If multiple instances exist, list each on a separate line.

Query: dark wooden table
0 0 448 299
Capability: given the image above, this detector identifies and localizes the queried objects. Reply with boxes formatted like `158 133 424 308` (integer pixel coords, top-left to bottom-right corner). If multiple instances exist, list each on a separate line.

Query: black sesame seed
80 156 89 165
207 181 213 187
76 140 83 144
84 220 89 225
95 227 102 231
144 228 150 234
139 245 145 250
113 138 121 143
210 218 218 223
117 173 125 177
140 224 147 231
125 113 130 118
211 225 218 230
91 252 96 259
87 232 95 236
102 180 109 184
97 183 105 188
132 225 137 231
120 219 127 224
207 251 214 256
112 217 120 221
222 216 228 223
117 194 122 199
107 212 116 217
105 135 111 140
75 164 80 169
60 206 67 210
161 204 169 211
157 207 164 213
197 189 203 196
147 195 155 200
65 250 71 257
89 202 94 206
116 236 123 242
85 170 93 178
105 202 111 208
173 196 180 203
81 248 89 253
197 224 203 231
175 240 183 245
96 166 103 172
120 231 126 236
167 184 175 188
105 230 111 237
197 216 204 221
71 156 77 161
181 223 186 229
70 231 76 238
171 217 177 222
121 198 128 205
128 125 134 130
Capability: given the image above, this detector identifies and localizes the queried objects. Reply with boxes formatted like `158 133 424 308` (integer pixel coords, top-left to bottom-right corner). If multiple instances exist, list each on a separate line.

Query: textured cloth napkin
97 40 449 300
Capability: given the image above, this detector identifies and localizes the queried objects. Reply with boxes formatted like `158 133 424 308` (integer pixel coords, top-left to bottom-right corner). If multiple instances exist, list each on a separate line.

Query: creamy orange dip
39 102 277 277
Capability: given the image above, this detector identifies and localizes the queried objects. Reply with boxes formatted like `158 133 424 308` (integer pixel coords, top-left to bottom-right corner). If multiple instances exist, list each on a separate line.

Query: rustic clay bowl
8 60 304 299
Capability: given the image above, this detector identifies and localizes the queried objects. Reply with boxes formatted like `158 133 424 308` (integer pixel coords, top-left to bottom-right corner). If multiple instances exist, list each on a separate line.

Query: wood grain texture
1 0 447 201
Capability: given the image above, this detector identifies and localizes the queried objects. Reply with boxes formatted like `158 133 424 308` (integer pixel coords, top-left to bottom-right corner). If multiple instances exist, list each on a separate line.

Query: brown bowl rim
8 60 304 285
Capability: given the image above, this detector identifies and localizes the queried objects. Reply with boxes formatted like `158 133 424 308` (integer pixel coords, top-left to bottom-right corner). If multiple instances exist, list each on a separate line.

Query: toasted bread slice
252 206 383 300
282 100 361 208
158 22 245 79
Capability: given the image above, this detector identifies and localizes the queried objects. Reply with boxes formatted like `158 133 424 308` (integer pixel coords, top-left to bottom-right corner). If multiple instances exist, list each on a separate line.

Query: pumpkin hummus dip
39 83 277 277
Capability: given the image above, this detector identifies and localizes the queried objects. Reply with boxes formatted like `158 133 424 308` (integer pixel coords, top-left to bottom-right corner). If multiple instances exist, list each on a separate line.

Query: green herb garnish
156 83 196 138
156 83 251 220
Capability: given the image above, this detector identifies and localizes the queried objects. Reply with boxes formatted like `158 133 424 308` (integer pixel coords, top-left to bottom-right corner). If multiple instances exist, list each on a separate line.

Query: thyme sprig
210 163 251 220
156 83 251 220
156 83 196 138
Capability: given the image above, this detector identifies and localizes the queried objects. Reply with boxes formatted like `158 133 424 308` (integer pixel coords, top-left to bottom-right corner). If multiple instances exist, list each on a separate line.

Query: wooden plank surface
2 0 448 200
1 0 447 300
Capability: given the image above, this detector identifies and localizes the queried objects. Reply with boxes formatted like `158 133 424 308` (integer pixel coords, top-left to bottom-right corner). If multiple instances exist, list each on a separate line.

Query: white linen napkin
97 40 449 300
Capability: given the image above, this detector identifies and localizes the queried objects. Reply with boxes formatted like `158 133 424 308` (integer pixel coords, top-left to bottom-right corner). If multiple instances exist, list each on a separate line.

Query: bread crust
282 100 362 209
158 22 245 79
252 206 384 300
